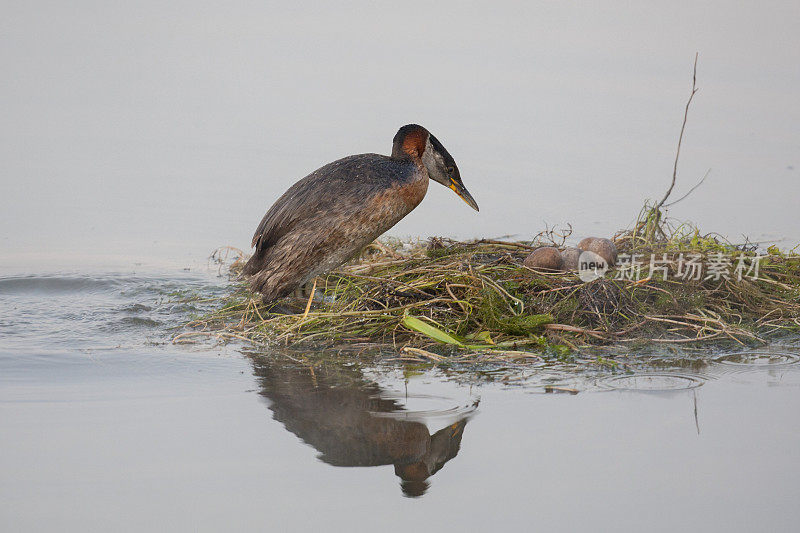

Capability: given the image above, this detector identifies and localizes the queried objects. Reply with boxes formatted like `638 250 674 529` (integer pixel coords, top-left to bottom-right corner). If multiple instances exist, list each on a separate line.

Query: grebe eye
446 166 455 175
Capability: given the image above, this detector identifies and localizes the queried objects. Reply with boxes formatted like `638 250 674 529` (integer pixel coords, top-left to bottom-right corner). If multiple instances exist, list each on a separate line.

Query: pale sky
2 1 798 270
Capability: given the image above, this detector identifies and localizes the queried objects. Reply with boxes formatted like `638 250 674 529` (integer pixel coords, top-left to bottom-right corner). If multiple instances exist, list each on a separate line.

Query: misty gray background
2 1 798 272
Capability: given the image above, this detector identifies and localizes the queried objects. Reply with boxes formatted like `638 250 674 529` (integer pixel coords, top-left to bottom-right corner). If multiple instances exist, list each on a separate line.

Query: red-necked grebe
242 124 479 302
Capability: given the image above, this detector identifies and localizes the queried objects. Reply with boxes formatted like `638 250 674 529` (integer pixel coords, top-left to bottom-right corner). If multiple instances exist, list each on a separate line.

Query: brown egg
560 247 582 270
577 237 618 266
524 246 564 271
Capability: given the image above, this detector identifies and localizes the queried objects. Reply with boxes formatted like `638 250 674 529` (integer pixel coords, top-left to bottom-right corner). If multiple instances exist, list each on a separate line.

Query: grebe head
392 124 479 211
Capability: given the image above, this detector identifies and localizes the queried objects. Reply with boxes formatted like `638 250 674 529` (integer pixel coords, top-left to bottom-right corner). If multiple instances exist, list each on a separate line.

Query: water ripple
370 392 480 423
0 275 121 295
713 350 800 370
597 372 707 391
0 271 229 353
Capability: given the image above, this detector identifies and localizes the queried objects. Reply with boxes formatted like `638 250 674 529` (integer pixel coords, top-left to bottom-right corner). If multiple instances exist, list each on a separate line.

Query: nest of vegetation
175 204 800 361
175 59 800 363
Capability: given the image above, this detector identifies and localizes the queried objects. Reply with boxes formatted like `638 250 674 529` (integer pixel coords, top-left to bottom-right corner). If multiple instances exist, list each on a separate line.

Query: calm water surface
2 1 799 531
2 271 799 531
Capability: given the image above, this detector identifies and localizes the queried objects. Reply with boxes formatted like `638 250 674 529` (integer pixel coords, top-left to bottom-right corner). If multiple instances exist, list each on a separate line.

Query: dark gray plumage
242 124 478 302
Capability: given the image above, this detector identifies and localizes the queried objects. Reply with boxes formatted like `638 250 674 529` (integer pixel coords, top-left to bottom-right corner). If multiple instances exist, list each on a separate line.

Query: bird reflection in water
250 357 477 497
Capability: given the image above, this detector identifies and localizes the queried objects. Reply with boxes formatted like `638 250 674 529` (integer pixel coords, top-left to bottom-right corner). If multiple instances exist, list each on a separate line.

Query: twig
664 168 711 207
476 239 537 250
657 52 700 210
301 278 317 320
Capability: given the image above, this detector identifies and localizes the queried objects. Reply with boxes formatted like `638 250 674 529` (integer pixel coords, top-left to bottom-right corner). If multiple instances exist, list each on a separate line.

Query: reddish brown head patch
392 124 429 160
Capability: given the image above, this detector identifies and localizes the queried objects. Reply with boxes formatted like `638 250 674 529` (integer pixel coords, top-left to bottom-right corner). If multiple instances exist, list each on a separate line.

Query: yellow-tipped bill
449 179 479 211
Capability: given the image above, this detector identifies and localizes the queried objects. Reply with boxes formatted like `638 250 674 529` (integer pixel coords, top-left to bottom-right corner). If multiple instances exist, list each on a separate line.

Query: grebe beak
448 178 479 211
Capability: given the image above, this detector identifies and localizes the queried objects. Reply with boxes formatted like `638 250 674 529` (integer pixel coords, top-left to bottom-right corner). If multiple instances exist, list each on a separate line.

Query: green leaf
402 313 465 346
465 330 495 344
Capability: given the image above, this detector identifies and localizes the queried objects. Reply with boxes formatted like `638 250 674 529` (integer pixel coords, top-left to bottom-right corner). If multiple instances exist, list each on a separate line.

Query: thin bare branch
664 168 711 207
657 52 700 210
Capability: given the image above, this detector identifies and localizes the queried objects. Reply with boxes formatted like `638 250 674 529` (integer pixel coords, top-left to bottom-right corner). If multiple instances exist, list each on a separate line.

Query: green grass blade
402 313 465 346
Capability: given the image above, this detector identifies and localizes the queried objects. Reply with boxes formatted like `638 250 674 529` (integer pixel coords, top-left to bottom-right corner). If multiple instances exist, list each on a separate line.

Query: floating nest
176 205 800 361
176 61 800 363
